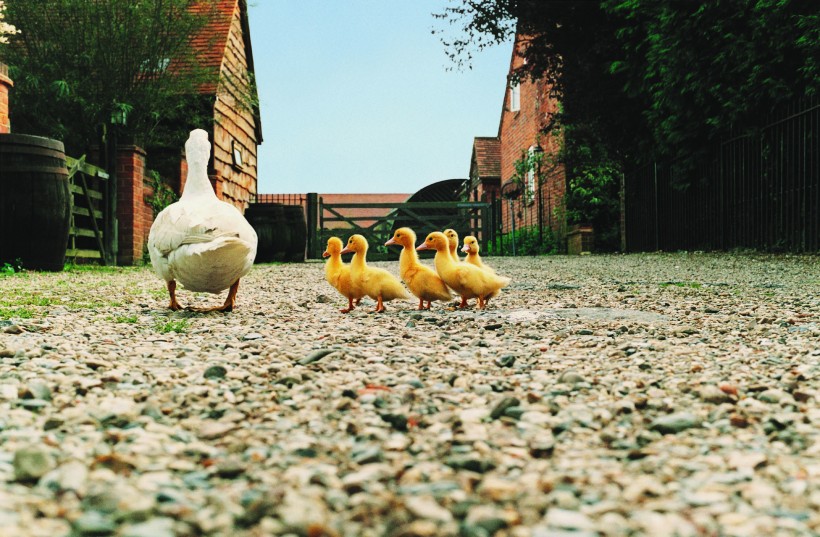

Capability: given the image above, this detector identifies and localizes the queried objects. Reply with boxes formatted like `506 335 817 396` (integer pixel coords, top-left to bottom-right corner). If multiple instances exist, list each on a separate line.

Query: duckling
417 232 510 310
323 237 363 313
385 227 451 310
148 129 257 312
461 236 496 274
340 234 408 313
462 235 501 305
443 229 462 263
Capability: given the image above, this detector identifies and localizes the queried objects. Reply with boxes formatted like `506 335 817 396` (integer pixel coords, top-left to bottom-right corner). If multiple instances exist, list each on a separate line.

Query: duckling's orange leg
188 280 239 313
425 300 432 310
477 295 486 310
458 296 469 309
374 295 385 313
341 296 356 313
167 280 182 311
417 298 425 310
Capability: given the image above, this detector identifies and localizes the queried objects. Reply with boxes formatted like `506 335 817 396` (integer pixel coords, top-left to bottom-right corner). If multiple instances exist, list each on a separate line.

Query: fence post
481 203 490 255
306 192 318 259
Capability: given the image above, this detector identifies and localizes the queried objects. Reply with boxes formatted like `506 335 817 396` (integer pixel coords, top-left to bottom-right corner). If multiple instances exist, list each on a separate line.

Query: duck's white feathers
148 198 257 294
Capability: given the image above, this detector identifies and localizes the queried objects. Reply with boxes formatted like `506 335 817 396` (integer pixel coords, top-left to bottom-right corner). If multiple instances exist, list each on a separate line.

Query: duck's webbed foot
187 280 239 313
340 297 356 313
167 280 183 311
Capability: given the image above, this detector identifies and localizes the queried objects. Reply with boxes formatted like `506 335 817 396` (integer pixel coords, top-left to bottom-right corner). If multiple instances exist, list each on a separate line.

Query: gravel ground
0 252 818 537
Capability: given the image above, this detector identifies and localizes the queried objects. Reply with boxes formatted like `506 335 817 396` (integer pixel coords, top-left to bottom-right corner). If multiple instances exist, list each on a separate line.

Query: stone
120 518 176 537
203 365 228 379
404 496 453 523
13 446 56 482
650 412 700 434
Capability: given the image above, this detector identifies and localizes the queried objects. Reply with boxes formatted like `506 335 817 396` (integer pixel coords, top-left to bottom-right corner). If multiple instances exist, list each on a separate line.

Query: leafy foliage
146 170 178 218
492 225 556 256
0 0 17 43
603 0 820 165
0 0 220 154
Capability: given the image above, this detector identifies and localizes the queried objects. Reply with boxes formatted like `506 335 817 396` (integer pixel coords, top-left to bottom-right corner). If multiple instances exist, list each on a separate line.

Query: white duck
147 129 258 312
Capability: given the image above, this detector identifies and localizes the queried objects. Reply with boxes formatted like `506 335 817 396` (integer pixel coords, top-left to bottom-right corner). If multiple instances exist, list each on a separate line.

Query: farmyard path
1 253 818 536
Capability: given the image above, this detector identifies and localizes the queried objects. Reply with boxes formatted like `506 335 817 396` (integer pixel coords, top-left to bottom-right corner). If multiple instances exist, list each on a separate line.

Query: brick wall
0 63 12 133
498 37 566 240
116 145 153 265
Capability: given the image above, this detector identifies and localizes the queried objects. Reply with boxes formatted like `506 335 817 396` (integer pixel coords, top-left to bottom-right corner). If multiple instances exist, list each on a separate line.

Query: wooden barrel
0 134 71 271
283 204 306 262
245 203 290 263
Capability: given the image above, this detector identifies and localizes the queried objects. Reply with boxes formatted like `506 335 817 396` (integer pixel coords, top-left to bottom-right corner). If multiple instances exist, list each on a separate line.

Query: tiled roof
473 137 501 178
189 0 237 94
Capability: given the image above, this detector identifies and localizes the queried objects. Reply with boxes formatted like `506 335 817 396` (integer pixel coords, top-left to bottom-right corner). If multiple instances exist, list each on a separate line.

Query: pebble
0 254 818 537
13 446 56 482
650 412 700 434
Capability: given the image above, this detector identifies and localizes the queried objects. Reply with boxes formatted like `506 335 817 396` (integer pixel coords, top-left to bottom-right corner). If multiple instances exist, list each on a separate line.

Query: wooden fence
318 200 492 260
66 156 109 263
624 95 820 252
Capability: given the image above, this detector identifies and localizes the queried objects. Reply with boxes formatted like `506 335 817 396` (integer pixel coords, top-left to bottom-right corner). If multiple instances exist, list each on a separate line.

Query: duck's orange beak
461 245 470 253
416 243 430 251
339 246 354 255
322 250 330 258
384 237 397 247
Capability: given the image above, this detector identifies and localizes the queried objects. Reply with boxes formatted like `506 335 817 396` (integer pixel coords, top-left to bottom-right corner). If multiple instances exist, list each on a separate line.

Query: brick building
470 32 566 246
116 0 262 264
468 137 501 203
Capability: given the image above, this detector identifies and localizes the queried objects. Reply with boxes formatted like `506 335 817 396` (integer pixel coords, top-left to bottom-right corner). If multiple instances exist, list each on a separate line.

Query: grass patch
0 306 35 320
660 281 702 289
113 314 139 324
0 295 55 307
63 263 142 274
154 319 189 334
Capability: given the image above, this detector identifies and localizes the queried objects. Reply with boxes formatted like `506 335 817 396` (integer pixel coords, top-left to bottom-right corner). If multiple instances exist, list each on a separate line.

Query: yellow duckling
417 232 510 310
461 236 496 274
443 229 462 263
340 234 409 313
385 227 451 310
461 235 502 305
322 237 362 313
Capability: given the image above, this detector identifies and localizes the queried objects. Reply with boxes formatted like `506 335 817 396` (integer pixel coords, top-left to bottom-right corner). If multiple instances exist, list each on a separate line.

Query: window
231 140 244 169
526 145 536 205
509 81 520 112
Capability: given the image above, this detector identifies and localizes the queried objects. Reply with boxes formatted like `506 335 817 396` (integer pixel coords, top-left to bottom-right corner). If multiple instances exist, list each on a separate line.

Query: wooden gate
316 200 494 260
66 156 109 263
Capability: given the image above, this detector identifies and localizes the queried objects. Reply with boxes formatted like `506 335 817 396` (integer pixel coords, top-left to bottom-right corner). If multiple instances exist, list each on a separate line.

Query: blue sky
247 1 513 195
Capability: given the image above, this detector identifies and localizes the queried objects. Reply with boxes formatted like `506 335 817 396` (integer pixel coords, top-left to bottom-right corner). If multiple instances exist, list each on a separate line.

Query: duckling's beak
339 246 354 255
461 245 470 253
416 243 430 251
322 250 330 258
384 237 397 247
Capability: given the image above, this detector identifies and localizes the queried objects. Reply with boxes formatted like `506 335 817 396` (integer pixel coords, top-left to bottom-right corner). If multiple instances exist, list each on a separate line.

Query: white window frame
509 81 520 112
526 145 536 205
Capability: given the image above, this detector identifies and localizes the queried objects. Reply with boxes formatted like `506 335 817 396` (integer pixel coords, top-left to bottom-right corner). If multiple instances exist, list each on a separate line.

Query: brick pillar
116 145 148 265
0 63 13 133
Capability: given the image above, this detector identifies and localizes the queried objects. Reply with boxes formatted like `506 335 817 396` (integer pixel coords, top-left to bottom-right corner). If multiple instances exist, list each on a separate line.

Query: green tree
604 0 820 166
435 0 820 249
0 0 221 155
